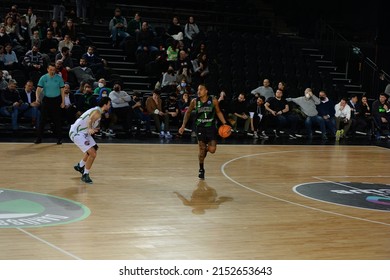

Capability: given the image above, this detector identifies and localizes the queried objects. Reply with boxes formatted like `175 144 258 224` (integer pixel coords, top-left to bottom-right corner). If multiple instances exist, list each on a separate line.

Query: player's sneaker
198 168 205 180
74 163 84 174
81 173 93 184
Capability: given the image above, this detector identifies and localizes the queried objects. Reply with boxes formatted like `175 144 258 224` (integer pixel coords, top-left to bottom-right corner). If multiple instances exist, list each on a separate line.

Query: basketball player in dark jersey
179 84 229 179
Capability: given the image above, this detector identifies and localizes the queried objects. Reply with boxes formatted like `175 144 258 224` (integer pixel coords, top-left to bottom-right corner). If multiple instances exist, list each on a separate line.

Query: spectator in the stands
109 82 132 134
167 16 183 41
93 78 111 96
228 93 251 133
31 17 47 40
24 7 37 30
61 19 78 43
175 49 191 72
81 45 107 79
55 59 68 82
55 46 73 71
22 45 45 78
58 34 73 52
40 30 59 62
0 79 26 131
136 21 159 56
30 30 41 49
109 8 129 48
20 80 41 128
190 41 207 60
62 83 77 125
166 39 180 65
129 91 151 133
161 65 178 93
191 52 209 89
251 78 274 101
0 25 12 48
176 77 192 97
164 92 180 128
48 19 63 41
69 57 96 85
16 15 31 49
127 12 142 38
184 16 200 51
286 88 327 140
1 43 19 71
146 89 171 138
75 82 97 116
4 16 18 43
317 90 336 137
6 5 21 23
176 66 192 87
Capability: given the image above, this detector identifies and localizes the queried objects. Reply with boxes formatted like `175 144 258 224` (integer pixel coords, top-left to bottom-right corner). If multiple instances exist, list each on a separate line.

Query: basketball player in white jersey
69 97 111 184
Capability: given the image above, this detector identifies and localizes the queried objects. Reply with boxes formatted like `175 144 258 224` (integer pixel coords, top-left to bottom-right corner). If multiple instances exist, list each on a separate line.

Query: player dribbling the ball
179 84 229 179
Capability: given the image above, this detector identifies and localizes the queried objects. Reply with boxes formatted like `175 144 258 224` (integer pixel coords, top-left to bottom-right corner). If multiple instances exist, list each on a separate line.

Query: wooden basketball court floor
1 142 390 260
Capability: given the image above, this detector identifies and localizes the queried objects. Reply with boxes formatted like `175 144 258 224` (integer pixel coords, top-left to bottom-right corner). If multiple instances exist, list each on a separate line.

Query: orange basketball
218 124 232 138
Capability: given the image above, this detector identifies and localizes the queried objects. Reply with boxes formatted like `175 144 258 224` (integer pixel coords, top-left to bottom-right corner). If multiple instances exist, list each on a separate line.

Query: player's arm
179 98 196 134
87 110 100 135
213 97 228 125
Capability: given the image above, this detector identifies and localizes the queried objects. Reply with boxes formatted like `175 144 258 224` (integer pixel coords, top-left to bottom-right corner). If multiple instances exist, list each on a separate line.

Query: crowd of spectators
2 4 390 143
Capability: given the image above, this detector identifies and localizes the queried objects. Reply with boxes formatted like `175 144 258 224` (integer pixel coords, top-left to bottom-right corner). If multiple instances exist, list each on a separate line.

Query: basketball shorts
69 127 96 153
196 126 217 143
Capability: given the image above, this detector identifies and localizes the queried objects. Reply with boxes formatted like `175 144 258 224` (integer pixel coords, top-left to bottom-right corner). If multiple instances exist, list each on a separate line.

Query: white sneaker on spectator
104 129 116 137
260 131 269 139
165 131 172 139
253 131 259 139
159 131 165 138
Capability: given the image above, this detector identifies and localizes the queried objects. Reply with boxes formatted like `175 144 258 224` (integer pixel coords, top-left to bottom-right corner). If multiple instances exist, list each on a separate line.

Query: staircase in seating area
300 46 366 100
81 24 154 94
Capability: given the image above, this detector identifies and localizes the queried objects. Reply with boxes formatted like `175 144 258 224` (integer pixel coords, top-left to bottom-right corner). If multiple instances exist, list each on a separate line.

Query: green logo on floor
0 189 90 228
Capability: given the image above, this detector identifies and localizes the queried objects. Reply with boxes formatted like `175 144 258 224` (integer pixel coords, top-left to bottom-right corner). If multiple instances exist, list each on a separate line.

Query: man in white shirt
108 83 132 135
335 98 352 141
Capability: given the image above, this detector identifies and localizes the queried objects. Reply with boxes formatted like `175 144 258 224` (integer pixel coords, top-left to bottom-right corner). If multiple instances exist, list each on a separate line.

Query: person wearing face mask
286 88 328 140
108 83 132 136
176 78 192 97
316 90 336 138
161 66 177 93
93 78 111 96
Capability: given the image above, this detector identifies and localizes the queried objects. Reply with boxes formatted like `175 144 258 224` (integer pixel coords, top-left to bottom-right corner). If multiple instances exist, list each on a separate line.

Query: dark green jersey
195 96 216 128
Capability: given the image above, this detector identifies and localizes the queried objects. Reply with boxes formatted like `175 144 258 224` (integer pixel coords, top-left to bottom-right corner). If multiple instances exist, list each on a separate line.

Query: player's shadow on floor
174 180 233 214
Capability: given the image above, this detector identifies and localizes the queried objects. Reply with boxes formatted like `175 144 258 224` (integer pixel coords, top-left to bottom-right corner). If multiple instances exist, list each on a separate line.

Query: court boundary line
17 228 82 260
220 148 390 227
